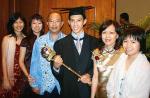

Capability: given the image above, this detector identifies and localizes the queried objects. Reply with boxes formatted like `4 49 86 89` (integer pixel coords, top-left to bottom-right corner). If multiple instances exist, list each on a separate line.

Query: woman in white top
107 26 150 98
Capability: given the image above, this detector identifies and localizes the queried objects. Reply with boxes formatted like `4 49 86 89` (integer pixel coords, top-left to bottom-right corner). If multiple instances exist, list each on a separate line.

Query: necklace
102 47 115 54
92 48 116 72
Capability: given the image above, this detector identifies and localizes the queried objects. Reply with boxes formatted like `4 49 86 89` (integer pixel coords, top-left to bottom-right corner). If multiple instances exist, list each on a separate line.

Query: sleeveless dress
0 44 26 98
92 48 123 98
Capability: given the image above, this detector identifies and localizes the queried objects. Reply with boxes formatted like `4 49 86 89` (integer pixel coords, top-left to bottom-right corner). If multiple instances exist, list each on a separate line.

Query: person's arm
80 37 99 85
19 46 33 82
125 63 150 98
88 37 100 79
2 36 11 90
52 40 64 85
106 67 116 98
53 40 63 72
19 47 28 77
91 62 98 98
30 40 40 94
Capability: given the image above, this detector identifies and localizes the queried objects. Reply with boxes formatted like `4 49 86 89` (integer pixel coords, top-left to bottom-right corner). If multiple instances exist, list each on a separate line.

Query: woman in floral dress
0 12 26 98
19 13 44 98
91 20 123 98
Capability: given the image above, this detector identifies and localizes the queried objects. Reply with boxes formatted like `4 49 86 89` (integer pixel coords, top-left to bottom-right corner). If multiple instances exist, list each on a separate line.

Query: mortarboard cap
51 6 94 19
69 7 86 19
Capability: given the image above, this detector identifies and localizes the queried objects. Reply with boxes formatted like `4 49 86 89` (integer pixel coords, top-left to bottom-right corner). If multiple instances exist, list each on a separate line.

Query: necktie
76 38 81 54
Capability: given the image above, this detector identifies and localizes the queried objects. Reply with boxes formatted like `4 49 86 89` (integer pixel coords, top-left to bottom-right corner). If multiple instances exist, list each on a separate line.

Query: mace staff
41 45 81 78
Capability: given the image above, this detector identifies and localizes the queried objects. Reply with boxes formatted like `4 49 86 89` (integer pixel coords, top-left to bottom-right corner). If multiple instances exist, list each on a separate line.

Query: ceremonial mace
41 45 81 78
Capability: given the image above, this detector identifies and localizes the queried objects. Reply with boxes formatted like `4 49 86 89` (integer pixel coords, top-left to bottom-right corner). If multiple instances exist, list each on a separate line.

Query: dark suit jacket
53 34 99 98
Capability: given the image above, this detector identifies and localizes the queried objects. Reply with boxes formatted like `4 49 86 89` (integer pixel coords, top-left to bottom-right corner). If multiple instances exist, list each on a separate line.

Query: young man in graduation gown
53 7 99 98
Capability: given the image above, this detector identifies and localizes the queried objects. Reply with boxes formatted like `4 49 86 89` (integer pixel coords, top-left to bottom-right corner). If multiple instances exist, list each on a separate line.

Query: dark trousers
32 86 60 98
20 84 33 98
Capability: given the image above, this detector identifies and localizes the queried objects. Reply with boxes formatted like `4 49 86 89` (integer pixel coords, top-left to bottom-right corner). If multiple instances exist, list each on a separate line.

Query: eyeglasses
48 20 62 24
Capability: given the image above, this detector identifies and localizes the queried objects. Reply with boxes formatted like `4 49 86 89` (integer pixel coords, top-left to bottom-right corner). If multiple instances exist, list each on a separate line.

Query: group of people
1 13 45 98
1 7 150 98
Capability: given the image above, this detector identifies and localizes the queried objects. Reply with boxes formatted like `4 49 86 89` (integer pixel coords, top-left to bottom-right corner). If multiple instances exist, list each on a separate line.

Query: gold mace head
41 45 56 61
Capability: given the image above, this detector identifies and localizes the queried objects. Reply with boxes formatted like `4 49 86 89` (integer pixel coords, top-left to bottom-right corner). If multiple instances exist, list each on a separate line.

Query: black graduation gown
53 34 99 98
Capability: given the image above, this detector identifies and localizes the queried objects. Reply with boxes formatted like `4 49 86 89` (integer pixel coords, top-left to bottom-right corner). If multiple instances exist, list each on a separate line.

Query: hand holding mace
41 45 81 78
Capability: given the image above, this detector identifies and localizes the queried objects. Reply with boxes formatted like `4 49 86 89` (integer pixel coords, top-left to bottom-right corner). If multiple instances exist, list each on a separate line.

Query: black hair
28 13 45 37
99 19 122 50
120 13 129 22
69 7 86 20
122 26 146 53
7 12 26 37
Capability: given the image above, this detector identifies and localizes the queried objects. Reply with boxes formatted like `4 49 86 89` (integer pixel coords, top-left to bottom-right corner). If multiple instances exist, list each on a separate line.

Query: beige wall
116 0 150 24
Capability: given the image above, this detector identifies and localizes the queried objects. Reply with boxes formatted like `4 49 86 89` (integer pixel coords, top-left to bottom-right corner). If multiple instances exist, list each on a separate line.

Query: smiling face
31 19 43 35
68 15 87 34
123 36 140 56
47 13 63 34
102 24 118 48
13 18 24 33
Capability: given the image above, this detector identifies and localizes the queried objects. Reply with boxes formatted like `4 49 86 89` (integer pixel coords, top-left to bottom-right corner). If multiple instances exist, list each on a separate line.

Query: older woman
91 20 123 98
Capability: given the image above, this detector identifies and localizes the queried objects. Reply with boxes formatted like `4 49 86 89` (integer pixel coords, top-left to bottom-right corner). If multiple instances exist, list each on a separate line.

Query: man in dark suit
53 7 99 98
